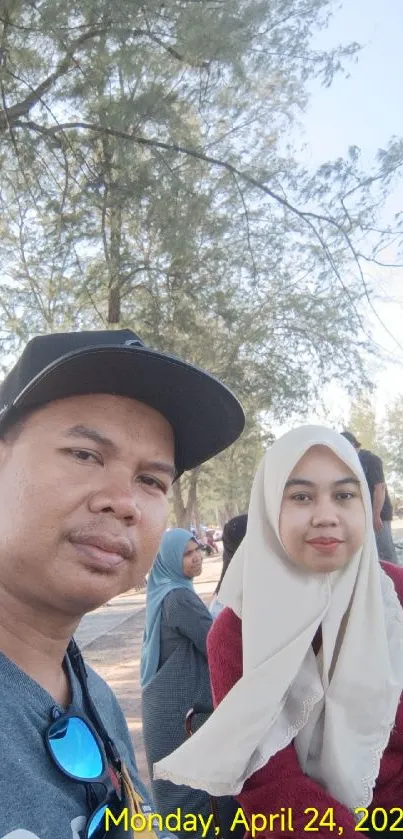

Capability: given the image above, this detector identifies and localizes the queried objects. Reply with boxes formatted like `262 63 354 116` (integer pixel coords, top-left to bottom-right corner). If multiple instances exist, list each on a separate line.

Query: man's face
0 394 175 617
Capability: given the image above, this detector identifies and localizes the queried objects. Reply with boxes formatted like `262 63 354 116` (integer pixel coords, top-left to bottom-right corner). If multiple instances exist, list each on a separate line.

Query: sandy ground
75 551 223 785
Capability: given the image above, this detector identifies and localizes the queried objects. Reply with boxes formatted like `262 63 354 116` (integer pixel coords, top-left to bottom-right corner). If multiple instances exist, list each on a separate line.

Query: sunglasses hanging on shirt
46 708 123 838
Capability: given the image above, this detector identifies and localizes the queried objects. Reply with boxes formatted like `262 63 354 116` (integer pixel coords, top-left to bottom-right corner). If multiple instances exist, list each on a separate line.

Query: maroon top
207 562 403 838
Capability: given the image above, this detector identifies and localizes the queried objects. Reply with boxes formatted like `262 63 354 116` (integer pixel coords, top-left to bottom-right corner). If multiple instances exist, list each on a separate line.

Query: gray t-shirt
0 650 174 839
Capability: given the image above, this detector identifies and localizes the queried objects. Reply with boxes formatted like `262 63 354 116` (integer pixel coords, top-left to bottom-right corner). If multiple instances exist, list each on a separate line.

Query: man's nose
89 476 141 524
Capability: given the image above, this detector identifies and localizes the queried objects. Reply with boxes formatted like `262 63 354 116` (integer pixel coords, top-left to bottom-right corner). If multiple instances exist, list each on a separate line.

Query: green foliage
0 0 401 520
383 396 403 492
348 392 379 452
196 408 270 524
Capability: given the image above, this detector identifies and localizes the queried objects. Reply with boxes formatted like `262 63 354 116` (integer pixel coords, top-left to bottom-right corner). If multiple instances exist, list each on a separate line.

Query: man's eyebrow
64 426 176 480
284 477 361 489
140 461 176 481
64 425 117 451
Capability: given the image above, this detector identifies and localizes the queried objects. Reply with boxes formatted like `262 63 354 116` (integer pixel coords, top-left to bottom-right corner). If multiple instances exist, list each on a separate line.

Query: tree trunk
194 498 202 537
172 468 201 528
224 502 233 522
108 282 121 324
107 203 122 324
172 480 186 526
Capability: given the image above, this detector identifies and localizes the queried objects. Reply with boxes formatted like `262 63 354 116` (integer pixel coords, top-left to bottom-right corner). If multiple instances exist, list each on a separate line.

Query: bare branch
358 254 403 269
233 175 258 285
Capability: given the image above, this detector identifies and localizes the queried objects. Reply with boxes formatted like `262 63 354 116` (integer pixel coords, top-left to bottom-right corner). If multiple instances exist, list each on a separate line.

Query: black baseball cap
341 430 361 448
0 329 245 475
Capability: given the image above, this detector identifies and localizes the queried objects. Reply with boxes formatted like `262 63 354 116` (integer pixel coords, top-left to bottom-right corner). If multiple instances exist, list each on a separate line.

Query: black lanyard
67 637 122 780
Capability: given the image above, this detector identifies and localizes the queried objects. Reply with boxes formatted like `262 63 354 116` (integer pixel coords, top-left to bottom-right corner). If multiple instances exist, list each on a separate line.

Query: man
0 328 244 839
341 430 397 564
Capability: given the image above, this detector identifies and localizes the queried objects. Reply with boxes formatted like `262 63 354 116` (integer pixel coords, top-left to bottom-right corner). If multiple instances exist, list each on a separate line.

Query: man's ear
0 435 13 468
0 437 6 457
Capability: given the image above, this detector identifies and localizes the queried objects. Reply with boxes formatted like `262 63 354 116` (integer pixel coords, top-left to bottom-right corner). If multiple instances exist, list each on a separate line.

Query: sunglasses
45 710 122 839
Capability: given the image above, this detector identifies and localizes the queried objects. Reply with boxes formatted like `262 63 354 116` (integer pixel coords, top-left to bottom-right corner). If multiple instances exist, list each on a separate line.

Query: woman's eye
336 492 356 501
292 493 311 502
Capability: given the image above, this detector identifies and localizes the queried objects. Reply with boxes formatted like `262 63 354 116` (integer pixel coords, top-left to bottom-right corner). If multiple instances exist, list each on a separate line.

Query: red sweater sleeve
381 560 403 603
207 608 358 838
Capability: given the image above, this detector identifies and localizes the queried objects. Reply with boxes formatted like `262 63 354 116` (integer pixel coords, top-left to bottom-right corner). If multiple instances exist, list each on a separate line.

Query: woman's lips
306 538 343 555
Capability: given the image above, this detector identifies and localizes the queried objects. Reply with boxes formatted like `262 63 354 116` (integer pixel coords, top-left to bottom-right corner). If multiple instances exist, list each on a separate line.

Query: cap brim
6 345 245 473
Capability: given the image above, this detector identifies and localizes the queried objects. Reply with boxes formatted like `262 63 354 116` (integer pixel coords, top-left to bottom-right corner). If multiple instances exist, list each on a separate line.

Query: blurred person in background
342 430 397 564
141 528 242 839
209 514 248 619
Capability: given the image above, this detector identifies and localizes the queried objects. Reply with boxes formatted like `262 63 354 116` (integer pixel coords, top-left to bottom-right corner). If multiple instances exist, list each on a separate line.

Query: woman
154 427 403 838
209 514 247 619
141 528 242 839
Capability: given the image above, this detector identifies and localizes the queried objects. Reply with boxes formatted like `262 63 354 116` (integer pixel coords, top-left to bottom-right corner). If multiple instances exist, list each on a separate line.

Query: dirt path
81 553 223 785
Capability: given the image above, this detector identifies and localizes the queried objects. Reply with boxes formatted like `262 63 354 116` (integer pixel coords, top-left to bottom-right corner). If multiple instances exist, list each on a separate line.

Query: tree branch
12 118 341 223
0 27 107 131
141 14 210 68
12 118 403 351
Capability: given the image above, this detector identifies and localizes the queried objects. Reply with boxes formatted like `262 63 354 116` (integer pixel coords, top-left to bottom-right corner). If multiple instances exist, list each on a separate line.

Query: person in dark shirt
209 514 248 618
341 431 397 563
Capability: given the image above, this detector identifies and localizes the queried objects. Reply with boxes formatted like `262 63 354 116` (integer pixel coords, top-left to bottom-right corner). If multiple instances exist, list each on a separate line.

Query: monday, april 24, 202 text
105 805 403 836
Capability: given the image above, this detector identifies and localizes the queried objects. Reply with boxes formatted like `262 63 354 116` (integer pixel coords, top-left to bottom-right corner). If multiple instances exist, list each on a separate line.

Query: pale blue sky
302 0 403 166
273 0 403 435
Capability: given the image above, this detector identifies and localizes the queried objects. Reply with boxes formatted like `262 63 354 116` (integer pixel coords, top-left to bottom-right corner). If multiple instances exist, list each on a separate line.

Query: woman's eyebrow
333 477 361 487
284 477 360 489
284 478 314 488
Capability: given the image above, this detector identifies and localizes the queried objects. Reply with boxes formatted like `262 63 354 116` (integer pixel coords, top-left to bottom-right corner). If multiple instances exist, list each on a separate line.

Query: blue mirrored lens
48 716 103 779
87 804 107 838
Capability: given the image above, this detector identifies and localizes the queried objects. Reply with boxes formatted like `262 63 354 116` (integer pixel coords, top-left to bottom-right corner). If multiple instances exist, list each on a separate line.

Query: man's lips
69 532 133 568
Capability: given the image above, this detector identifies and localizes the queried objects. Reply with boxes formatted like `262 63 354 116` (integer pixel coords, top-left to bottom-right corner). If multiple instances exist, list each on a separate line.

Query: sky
272 0 403 436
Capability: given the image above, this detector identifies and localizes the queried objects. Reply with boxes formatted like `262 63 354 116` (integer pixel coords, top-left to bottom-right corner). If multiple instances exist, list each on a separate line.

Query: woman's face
182 539 203 577
279 445 366 572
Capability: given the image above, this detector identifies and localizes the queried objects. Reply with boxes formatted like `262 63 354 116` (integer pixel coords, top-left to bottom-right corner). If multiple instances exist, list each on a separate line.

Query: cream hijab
154 426 403 809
